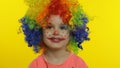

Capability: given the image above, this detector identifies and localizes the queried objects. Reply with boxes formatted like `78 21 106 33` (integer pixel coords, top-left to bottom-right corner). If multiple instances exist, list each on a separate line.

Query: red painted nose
53 30 59 35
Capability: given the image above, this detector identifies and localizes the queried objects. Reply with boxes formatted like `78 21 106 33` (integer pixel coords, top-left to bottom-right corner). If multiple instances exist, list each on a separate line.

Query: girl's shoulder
29 55 46 68
70 54 88 68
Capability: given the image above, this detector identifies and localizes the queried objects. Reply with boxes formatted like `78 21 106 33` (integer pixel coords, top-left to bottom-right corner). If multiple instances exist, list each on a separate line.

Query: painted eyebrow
60 23 68 27
47 22 52 25
60 23 67 25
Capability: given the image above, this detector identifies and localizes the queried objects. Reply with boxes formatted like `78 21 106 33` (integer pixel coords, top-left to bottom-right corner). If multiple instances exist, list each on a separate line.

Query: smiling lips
47 37 65 43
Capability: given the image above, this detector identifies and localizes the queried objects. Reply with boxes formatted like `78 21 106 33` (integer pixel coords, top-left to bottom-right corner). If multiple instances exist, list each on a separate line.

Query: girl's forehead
48 15 64 25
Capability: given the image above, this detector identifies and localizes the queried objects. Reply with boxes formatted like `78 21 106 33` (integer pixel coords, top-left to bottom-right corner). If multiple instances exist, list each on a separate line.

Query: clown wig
19 0 90 54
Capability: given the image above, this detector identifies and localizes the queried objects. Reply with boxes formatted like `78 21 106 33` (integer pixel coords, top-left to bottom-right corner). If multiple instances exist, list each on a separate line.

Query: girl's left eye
60 25 68 30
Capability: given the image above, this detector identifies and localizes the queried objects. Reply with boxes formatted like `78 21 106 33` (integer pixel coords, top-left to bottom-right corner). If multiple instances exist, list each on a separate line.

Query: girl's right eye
46 25 53 29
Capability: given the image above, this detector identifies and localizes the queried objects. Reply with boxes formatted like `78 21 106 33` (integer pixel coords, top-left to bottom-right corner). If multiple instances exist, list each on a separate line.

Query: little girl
20 0 89 68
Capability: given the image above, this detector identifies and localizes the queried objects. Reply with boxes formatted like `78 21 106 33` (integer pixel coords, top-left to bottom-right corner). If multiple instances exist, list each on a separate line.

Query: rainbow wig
19 0 90 54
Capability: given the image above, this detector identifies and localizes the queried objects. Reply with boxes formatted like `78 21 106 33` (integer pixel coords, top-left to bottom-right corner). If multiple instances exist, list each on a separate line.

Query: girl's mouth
47 37 65 43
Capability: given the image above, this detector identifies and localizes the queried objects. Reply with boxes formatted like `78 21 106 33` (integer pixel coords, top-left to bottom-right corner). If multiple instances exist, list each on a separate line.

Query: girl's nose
53 30 59 35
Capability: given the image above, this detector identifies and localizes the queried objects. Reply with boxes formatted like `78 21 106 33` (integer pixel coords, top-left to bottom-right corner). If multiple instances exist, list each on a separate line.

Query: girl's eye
46 25 53 29
60 25 68 30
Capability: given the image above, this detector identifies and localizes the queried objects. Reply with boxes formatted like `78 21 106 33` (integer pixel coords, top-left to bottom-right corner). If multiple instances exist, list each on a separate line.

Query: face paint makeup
43 15 70 49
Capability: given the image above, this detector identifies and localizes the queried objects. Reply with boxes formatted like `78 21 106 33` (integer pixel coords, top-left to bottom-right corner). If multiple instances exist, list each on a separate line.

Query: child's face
43 15 70 50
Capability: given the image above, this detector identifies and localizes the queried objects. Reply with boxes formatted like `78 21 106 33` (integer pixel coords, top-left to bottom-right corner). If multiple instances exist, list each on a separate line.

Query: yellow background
0 0 120 68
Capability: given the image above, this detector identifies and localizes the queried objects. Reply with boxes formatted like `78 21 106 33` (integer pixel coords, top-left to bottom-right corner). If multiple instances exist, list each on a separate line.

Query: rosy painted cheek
45 31 52 37
61 31 69 38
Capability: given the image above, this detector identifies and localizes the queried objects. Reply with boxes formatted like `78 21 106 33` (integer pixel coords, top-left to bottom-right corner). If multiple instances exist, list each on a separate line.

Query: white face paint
43 15 70 50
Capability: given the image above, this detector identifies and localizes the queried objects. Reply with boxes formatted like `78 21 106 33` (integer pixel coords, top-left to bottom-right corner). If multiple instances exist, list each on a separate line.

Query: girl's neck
43 47 71 64
45 47 70 58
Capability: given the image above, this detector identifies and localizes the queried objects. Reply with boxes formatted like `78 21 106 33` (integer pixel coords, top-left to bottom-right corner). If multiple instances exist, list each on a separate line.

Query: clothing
29 53 88 68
